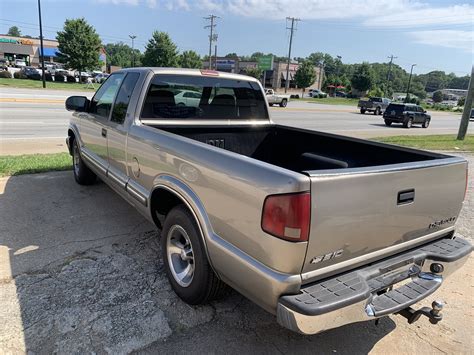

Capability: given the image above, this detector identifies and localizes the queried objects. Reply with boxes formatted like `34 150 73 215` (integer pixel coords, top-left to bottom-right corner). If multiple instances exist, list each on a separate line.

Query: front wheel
280 99 287 107
384 119 392 126
360 108 366 114
422 119 430 128
161 206 228 305
72 138 96 185
374 107 381 115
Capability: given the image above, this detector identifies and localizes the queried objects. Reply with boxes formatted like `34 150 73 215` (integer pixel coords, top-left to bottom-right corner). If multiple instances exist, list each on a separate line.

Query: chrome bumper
277 236 472 335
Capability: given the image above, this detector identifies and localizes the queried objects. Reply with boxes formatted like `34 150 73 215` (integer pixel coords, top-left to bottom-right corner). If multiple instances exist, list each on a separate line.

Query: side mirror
65 96 89 112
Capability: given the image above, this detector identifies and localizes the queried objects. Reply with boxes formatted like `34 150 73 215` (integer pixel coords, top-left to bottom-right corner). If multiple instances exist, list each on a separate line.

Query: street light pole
405 64 416 103
37 0 46 88
457 65 473 140
129 35 136 68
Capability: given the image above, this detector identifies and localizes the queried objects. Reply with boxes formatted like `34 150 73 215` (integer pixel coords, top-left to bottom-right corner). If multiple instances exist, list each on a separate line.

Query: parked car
0 58 8 70
470 108 474 120
265 89 290 107
358 97 391 115
65 68 471 335
174 89 201 107
20 66 41 80
14 59 26 68
383 103 431 128
335 90 347 97
94 73 109 83
308 89 327 98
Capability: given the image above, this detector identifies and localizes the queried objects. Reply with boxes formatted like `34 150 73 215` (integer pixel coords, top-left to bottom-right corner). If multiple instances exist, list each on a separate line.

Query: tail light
261 192 310 242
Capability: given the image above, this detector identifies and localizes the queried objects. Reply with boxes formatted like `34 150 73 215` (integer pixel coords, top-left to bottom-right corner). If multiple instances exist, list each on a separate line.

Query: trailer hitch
397 300 443 325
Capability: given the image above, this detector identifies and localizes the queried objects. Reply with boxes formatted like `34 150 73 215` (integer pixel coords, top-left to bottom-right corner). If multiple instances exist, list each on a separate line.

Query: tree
432 90 443 103
294 60 316 97
458 96 466 106
244 67 262 79
142 31 178 67
56 18 102 80
350 62 374 93
104 42 141 68
7 26 21 37
225 52 238 58
179 50 201 69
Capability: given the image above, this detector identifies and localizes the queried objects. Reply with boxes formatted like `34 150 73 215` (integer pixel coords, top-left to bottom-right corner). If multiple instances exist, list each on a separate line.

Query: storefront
0 37 35 65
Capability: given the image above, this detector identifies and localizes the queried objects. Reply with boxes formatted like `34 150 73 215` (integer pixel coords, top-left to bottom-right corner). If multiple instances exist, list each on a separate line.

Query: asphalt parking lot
0 151 472 353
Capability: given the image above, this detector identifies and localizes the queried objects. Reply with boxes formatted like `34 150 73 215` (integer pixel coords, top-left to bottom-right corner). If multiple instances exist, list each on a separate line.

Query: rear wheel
384 119 392 126
360 108 366 114
422 119 430 128
280 99 287 107
72 138 96 185
161 205 228 305
404 117 413 129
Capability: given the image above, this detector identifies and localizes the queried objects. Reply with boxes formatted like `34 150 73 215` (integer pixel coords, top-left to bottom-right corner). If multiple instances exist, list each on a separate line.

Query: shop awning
39 47 59 57
0 42 34 55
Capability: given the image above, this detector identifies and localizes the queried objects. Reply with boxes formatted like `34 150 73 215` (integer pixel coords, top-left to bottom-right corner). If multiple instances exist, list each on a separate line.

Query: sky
0 0 472 76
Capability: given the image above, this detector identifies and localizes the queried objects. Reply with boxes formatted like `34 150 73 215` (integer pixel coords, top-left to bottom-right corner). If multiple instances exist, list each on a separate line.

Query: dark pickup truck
358 97 391 115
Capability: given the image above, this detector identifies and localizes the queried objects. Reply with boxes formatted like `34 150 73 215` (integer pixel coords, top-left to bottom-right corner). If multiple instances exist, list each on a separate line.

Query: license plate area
368 259 422 293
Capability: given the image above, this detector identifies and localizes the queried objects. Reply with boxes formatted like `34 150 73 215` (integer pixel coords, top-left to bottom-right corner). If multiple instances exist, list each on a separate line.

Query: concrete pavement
0 153 472 353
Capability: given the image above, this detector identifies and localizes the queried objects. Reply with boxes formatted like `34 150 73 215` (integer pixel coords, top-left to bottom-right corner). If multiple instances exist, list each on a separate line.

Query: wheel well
67 129 75 155
150 188 185 229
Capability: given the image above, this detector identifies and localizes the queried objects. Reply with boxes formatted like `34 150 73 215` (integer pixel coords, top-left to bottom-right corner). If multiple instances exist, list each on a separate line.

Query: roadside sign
257 55 273 70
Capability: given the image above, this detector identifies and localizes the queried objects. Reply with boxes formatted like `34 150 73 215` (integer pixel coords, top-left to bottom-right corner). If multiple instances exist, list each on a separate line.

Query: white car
174 90 201 107
308 89 327 98
14 59 26 68
94 73 109 84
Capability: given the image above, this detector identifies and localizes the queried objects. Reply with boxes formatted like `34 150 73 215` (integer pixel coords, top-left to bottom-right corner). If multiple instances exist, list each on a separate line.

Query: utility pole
405 64 416 103
318 61 324 90
457 65 473 140
129 35 136 67
37 0 46 88
386 54 397 95
285 17 300 93
204 15 219 70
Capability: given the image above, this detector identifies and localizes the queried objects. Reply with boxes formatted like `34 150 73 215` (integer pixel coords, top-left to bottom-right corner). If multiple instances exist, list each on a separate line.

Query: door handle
101 128 107 138
398 189 415 205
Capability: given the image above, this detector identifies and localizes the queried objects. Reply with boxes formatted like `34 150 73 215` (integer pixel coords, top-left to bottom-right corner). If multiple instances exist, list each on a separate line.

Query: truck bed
154 123 466 281
158 124 445 173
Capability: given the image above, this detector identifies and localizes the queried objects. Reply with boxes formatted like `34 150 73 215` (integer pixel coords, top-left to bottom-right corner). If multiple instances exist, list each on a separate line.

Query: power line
285 17 300 93
204 15 219 70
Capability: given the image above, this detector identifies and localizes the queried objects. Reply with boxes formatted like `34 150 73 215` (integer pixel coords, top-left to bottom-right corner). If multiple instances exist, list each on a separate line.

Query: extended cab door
105 72 141 191
80 72 125 175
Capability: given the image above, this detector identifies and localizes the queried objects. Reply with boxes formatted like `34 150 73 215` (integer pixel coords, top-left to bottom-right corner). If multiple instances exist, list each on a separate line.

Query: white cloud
96 0 139 5
146 0 157 8
410 30 474 53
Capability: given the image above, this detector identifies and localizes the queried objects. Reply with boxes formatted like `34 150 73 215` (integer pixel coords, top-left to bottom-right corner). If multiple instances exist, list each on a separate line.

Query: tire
279 99 287 107
161 205 228 305
72 138 96 185
268 103 273 107
374 107 380 115
422 119 430 128
384 119 392 126
404 117 413 129
360 108 366 114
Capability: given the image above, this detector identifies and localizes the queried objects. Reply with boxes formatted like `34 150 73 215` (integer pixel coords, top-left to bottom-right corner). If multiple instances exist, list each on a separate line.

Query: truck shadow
0 171 395 353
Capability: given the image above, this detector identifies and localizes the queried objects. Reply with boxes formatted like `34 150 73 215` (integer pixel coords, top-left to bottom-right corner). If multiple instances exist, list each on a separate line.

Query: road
0 87 472 154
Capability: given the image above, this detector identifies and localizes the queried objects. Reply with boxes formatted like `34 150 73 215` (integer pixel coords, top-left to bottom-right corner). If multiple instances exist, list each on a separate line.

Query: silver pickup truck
65 68 471 335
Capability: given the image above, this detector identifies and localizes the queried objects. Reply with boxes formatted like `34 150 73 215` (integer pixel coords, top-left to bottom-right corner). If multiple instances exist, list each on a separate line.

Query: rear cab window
140 74 269 121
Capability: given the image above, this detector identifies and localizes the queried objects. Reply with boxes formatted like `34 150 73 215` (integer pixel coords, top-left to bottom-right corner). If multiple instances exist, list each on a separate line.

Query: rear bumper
277 236 472 334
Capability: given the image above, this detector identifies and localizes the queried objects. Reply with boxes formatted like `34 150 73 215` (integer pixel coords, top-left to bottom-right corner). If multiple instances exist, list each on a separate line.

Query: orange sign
20 39 33 45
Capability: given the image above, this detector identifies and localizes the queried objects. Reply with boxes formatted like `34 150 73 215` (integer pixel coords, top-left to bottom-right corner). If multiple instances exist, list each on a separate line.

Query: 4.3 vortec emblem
429 217 456 229
310 249 344 264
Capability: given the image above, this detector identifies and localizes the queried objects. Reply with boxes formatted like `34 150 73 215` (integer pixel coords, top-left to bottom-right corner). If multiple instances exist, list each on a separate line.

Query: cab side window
111 72 140 124
89 73 125 119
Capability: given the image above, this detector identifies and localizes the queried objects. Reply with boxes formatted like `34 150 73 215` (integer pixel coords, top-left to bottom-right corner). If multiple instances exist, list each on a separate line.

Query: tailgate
301 158 467 279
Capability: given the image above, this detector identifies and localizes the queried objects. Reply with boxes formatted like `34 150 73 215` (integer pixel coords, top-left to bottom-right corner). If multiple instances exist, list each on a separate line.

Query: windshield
141 74 269 120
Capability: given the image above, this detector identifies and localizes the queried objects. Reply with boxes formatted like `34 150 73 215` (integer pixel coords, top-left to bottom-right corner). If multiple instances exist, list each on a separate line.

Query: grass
373 135 474 152
0 153 72 177
299 97 360 106
0 78 96 91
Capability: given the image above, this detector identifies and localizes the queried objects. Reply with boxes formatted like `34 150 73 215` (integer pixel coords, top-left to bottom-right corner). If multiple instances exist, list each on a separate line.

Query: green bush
54 73 66 82
13 71 27 79
45 73 53 81
66 75 76 83
0 70 12 78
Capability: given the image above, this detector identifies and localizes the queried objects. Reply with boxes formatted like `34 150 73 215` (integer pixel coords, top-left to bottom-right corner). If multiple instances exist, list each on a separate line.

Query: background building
203 57 323 91
0 34 106 71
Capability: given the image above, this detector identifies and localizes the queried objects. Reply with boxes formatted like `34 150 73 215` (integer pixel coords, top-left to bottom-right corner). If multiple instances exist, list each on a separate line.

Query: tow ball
397 300 444 324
